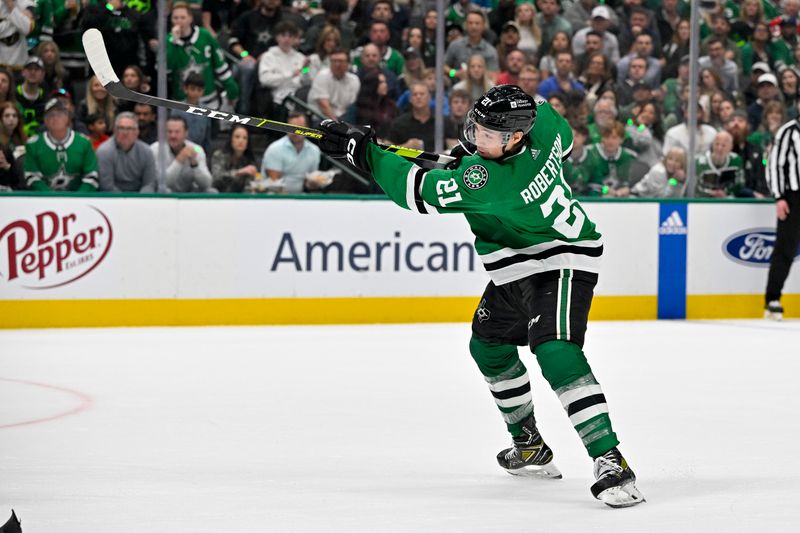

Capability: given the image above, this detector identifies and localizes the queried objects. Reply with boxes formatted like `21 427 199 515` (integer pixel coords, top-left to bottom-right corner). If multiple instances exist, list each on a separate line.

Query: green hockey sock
534 340 619 458
469 335 533 437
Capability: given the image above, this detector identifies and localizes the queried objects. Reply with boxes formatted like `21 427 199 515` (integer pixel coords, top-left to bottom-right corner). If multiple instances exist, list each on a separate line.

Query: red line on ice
0 377 93 429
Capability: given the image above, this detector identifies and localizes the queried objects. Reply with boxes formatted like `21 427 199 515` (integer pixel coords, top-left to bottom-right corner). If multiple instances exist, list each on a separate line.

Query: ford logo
722 228 800 267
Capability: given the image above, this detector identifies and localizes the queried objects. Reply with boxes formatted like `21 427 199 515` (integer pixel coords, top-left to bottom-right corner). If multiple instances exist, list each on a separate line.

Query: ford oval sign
723 228 800 267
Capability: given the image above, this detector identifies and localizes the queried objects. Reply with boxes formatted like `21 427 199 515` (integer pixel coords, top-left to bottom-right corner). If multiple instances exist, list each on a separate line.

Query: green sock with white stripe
470 335 533 437
535 340 619 458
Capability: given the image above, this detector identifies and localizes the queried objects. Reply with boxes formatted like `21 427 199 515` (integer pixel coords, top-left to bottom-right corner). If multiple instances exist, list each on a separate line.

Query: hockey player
317 85 644 508
24 98 98 192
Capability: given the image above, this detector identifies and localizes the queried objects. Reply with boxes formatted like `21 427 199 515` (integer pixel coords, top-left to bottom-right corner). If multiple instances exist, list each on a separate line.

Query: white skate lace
593 453 623 480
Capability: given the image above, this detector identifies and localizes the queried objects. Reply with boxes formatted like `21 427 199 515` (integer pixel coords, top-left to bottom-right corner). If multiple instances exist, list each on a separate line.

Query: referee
765 116 800 320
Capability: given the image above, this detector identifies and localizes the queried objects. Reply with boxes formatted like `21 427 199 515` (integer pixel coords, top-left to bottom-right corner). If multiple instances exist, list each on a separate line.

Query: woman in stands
514 1 541 59
0 102 27 191
211 125 259 193
452 54 495 103
36 41 74 97
0 68 17 108
116 66 152 113
308 26 341 80
661 18 690 80
78 76 118 135
355 71 398 142
578 51 614 110
538 30 570 80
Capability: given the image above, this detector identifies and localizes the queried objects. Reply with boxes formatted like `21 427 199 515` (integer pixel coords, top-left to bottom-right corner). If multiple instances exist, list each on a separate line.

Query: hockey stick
81 29 454 167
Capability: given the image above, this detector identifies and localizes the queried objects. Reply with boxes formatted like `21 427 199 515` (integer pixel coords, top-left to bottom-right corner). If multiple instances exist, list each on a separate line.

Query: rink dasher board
0 195 796 327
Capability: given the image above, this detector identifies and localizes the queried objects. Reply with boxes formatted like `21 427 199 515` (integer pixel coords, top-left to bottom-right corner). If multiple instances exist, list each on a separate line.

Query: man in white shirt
150 116 213 193
307 49 360 122
258 21 310 108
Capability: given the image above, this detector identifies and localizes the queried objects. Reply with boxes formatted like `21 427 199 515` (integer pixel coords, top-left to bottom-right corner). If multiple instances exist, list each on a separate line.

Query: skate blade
597 482 646 508
764 310 783 321
504 462 562 480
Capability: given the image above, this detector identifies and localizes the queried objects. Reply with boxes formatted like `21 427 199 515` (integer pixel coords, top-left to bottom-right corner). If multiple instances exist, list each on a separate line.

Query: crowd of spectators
0 0 798 198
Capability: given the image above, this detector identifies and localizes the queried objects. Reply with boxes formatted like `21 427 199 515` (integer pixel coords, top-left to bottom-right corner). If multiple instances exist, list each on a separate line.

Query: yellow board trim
687 294 800 319
0 295 656 329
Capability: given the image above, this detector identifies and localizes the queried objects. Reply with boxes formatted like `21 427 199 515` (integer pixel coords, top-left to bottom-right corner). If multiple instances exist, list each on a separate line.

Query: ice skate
497 416 562 479
590 448 645 508
764 300 783 321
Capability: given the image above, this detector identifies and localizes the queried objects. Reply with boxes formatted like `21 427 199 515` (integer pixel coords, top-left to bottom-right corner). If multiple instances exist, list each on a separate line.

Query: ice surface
1 320 799 532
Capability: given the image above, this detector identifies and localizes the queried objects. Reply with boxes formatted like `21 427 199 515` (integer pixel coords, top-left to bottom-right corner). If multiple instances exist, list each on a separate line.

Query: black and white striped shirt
767 118 800 198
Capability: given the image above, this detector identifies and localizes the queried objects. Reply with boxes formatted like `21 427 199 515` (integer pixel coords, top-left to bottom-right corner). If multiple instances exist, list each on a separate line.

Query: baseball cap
24 56 44 69
757 73 778 86
50 88 73 101
403 46 421 59
501 21 520 33
591 6 611 20
751 61 771 73
43 98 68 115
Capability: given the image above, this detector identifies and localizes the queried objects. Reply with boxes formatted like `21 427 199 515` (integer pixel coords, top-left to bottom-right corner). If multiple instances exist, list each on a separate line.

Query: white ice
1 320 799 532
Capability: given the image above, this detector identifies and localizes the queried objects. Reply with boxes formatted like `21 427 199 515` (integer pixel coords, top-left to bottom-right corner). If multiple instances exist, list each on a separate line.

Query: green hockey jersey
167 25 240 104
695 150 744 198
24 129 99 191
366 100 603 286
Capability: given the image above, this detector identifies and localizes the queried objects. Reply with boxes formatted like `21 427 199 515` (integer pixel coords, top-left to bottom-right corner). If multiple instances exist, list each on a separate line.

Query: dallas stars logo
463 164 489 190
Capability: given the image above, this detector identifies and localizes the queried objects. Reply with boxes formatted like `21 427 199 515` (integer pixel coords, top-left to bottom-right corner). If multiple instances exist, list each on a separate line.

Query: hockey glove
445 139 476 170
318 120 376 172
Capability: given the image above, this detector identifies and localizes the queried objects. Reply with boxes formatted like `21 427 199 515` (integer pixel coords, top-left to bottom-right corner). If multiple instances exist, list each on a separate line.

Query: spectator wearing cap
496 49 528 86
24 98 99 192
16 56 46 138
564 0 618 34
778 14 798 48
496 22 521 73
397 46 424 95
47 88 88 136
743 61 773 107
537 50 585 100
571 5 620 64
741 21 792 74
96 111 157 193
536 0 572 55
444 10 499 81
513 1 541 58
725 109 769 198
0 0 35 70
748 73 781 131
698 36 739 96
